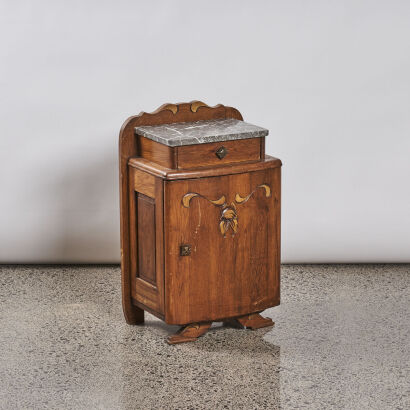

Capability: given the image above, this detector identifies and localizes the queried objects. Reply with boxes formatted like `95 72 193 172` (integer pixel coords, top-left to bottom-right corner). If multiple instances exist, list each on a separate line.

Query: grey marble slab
135 118 268 147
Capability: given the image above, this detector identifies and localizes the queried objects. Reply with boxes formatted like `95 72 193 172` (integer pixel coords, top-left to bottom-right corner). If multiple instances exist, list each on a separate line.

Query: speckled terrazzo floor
0 265 409 410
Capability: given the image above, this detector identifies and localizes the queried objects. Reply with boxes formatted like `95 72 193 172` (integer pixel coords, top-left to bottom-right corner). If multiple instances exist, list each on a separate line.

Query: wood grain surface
163 166 281 325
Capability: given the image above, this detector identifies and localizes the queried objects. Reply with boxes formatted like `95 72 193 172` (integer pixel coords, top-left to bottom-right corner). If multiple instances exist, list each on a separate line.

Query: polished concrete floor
0 264 409 409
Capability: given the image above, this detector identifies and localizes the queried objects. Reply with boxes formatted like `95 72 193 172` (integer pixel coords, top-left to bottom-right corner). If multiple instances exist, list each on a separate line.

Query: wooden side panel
129 167 164 316
177 138 261 169
137 194 156 285
138 136 176 168
164 167 281 325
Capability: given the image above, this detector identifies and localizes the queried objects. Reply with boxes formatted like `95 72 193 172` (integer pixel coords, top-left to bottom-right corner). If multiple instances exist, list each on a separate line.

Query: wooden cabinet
119 101 282 344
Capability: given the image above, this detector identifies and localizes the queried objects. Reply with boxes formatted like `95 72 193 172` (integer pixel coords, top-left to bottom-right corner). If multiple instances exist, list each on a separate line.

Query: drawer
177 137 261 169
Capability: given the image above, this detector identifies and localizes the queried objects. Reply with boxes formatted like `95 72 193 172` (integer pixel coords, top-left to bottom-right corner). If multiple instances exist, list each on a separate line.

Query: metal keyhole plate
180 244 191 256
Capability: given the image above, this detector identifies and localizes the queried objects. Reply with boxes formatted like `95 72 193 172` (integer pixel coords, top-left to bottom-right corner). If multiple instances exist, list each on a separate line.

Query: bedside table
119 101 281 344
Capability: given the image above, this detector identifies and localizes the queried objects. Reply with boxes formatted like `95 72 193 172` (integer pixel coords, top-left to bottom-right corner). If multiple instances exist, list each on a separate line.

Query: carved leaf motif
235 184 272 204
235 193 251 204
182 193 199 208
231 218 238 233
258 184 271 197
182 184 271 236
222 208 236 219
210 196 226 206
219 221 227 235
219 206 238 236
183 193 226 208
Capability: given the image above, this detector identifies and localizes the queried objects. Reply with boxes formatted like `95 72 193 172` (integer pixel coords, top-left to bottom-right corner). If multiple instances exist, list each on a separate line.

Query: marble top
135 118 268 147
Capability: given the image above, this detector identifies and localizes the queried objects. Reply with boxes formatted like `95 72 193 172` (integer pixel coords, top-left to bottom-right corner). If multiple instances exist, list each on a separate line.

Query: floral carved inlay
182 184 271 237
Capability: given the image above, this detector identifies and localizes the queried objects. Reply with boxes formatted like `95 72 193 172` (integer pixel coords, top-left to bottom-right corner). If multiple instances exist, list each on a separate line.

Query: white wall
1 0 409 263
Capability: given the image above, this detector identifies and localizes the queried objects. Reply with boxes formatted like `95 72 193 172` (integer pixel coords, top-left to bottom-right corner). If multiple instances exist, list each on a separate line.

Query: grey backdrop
1 0 409 263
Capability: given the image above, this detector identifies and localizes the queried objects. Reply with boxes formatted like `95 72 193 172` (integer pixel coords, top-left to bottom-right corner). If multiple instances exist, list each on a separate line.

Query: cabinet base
167 322 212 344
227 313 275 330
166 313 274 345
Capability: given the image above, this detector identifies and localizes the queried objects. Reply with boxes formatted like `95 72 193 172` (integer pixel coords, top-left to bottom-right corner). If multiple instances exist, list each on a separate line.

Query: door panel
129 168 165 317
164 167 280 324
137 193 156 285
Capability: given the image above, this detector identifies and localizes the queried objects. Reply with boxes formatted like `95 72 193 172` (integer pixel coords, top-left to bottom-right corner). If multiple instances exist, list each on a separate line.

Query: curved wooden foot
167 322 212 345
122 300 144 325
232 313 274 330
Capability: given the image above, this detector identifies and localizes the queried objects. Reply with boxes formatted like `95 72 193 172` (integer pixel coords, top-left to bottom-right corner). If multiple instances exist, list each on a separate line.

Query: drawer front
177 138 261 169
164 166 281 325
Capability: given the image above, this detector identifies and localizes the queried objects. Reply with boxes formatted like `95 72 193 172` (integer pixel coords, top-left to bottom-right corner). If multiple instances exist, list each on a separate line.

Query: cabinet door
164 167 280 325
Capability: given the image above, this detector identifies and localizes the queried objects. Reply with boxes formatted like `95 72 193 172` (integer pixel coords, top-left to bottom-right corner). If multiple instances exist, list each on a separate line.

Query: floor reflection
1 264 409 409
119 320 281 409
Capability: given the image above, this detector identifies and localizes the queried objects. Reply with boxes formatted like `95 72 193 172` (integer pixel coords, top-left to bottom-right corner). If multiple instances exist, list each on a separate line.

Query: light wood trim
132 168 156 198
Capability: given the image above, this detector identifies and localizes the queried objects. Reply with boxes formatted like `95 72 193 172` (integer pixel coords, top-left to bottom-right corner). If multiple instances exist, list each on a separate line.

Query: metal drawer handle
215 146 228 159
